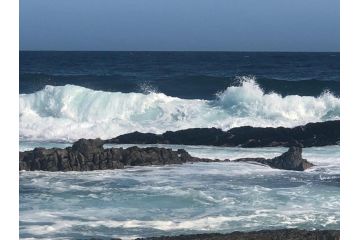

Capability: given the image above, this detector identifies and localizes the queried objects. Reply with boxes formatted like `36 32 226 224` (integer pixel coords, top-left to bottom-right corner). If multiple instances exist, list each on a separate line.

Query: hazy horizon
20 0 339 52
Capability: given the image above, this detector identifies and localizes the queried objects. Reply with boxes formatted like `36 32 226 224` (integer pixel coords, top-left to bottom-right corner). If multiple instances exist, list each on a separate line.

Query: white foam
20 145 339 239
19 77 340 141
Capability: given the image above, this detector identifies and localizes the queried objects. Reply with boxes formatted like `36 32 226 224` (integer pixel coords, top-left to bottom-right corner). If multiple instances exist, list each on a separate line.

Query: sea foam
20 146 339 239
19 77 340 141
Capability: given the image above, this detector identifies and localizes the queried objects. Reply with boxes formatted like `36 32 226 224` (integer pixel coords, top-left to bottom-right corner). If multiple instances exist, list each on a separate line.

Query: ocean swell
19 78 340 141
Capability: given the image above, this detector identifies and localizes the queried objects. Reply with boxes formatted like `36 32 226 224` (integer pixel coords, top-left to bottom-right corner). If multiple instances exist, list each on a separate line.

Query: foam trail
20 77 340 141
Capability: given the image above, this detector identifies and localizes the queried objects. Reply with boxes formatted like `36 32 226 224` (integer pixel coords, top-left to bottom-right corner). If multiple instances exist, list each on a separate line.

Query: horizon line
19 50 340 53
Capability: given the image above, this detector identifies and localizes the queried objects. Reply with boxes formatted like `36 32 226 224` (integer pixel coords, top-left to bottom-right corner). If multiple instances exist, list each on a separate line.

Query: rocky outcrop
235 146 314 171
268 146 314 171
136 229 339 240
19 138 209 171
19 140 314 172
107 120 339 148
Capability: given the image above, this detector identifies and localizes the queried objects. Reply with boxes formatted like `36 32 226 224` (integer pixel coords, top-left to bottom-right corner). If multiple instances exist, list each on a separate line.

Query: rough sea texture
19 51 340 239
20 52 340 141
20 144 339 240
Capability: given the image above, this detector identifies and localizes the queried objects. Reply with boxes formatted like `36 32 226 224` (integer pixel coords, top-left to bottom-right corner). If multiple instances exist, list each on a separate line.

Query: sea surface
20 51 340 141
19 51 340 239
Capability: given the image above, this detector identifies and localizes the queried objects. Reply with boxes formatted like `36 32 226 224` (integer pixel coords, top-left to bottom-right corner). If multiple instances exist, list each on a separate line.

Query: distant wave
20 72 340 98
19 77 340 141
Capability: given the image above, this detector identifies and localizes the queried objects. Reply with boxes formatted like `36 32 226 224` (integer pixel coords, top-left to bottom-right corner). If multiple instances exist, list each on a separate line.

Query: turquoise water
19 144 339 239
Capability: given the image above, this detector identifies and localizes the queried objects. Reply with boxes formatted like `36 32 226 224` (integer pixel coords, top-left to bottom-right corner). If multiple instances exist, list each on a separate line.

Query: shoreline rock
106 120 339 148
19 138 205 171
134 229 339 240
19 140 313 172
234 146 314 171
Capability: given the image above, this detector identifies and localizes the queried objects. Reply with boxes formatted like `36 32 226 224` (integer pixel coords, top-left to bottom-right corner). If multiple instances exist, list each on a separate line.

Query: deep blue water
20 51 339 99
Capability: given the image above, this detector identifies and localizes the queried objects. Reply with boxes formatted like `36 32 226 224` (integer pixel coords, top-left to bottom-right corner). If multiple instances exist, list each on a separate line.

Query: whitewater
20 144 339 239
19 78 340 141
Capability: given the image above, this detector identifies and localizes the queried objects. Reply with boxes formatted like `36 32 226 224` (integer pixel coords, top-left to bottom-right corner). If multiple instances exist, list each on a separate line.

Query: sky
20 0 339 51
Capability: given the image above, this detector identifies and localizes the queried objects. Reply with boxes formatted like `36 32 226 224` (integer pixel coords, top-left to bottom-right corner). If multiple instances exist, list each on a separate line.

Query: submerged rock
19 140 314 172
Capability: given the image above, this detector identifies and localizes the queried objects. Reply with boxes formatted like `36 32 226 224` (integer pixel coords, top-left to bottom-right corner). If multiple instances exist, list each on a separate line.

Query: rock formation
107 120 339 148
19 138 209 171
234 146 314 171
19 139 314 172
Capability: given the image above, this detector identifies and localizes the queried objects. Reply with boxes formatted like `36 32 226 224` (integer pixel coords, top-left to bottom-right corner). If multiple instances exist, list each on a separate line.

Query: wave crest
20 77 340 141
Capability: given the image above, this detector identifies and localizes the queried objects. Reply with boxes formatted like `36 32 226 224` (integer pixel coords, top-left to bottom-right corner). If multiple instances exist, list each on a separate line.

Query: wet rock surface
235 147 314 171
19 140 314 172
107 120 339 148
134 229 339 240
19 138 208 171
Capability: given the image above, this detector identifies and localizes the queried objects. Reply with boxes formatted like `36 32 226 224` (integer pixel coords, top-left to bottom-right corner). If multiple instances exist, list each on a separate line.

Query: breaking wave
19 77 340 141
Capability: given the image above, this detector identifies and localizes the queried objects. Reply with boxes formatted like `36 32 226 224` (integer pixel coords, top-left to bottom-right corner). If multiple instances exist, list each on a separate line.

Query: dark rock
72 138 104 158
268 146 314 171
19 139 208 172
19 139 314 172
135 229 339 240
107 120 339 148
234 146 314 171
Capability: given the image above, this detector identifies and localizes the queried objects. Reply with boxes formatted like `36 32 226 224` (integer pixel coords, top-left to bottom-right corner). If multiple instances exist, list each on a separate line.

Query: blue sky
20 0 339 51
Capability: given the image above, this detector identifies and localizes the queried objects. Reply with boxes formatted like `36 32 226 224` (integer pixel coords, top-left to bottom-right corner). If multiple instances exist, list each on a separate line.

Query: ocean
19 51 340 141
19 51 340 239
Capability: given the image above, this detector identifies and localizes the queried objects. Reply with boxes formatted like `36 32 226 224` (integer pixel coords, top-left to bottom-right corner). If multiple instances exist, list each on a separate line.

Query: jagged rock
19 140 314 172
107 120 339 148
234 146 314 171
72 138 104 158
268 146 314 171
19 139 207 171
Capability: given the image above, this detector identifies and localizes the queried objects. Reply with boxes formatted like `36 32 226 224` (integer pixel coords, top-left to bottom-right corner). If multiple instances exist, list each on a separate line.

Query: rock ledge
20 140 314 172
